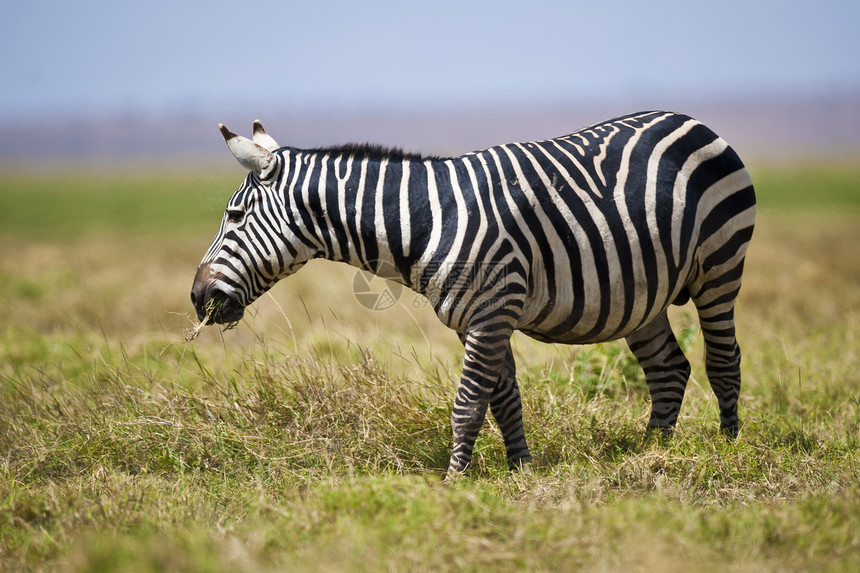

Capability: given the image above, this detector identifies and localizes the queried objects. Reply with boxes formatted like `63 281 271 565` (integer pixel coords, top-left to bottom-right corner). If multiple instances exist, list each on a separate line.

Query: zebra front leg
490 343 532 470
625 311 692 436
448 328 513 476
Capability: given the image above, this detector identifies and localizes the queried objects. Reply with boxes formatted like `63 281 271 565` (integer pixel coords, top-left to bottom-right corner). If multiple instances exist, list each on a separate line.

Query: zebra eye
226 209 244 224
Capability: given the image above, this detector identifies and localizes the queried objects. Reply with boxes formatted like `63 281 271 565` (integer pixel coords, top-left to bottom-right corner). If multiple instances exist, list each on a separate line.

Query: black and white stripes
191 111 756 474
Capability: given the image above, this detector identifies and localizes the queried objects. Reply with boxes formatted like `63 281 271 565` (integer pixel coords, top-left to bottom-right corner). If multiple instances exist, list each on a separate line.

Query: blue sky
2 0 858 122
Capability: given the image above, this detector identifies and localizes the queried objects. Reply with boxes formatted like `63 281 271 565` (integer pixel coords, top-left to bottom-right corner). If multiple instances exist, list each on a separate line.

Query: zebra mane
308 142 443 162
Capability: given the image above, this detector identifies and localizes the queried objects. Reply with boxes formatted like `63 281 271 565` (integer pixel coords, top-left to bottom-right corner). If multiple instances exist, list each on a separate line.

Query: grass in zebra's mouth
183 294 239 342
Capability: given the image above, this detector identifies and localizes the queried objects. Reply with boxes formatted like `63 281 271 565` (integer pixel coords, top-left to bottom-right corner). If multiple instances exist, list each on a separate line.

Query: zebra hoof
645 424 675 444
508 456 533 473
720 424 739 440
443 468 467 485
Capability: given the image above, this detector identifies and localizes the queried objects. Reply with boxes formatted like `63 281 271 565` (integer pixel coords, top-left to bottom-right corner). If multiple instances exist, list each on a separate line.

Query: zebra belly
516 287 682 345
514 237 692 345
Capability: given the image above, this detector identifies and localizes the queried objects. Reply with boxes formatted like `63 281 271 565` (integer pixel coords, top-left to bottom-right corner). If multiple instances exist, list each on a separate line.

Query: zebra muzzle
191 265 245 325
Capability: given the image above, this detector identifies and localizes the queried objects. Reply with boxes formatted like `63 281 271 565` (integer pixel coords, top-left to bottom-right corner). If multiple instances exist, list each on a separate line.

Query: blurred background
2 0 859 170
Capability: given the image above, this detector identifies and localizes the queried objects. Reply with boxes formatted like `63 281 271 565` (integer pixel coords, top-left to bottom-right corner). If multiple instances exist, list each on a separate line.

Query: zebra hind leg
489 344 532 470
690 242 751 437
695 299 742 438
625 311 692 436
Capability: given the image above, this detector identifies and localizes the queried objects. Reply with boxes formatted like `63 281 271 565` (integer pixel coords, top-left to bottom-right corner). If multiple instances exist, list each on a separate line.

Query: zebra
190 111 756 475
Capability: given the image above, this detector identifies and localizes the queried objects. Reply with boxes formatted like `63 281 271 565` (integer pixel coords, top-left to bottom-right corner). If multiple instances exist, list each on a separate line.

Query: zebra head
190 121 310 325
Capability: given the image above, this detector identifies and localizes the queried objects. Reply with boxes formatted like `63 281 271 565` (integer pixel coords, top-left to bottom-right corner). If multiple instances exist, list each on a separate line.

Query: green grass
749 162 860 213
1 163 859 571
0 173 228 238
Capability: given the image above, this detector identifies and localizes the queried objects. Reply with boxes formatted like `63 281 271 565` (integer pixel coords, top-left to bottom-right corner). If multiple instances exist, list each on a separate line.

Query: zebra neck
287 150 462 290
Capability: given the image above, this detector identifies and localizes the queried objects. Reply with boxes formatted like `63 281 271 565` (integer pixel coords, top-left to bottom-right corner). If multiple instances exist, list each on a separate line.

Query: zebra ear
252 120 280 152
219 123 274 174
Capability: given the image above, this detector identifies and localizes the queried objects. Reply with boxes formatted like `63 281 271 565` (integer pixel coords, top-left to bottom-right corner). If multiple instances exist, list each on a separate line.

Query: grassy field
1 163 859 571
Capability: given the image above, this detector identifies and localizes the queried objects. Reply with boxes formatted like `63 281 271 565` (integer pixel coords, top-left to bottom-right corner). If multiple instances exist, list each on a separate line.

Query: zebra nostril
190 291 197 306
